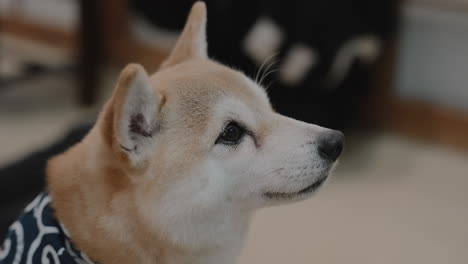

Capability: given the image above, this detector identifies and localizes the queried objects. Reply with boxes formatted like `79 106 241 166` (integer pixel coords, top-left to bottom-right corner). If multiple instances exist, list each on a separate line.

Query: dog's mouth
263 176 328 200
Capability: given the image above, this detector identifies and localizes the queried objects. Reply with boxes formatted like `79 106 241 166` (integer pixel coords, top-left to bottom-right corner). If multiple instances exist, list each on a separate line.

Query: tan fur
48 122 189 263
47 3 244 263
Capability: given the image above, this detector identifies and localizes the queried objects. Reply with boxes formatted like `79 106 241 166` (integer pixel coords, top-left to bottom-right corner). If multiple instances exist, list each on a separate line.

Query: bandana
0 193 94 264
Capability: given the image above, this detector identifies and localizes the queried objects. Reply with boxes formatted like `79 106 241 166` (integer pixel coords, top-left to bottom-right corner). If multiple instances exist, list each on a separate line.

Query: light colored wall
396 2 468 113
0 0 77 30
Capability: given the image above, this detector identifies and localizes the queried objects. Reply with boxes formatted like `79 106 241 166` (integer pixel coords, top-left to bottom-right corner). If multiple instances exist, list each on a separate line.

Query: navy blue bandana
0 193 94 264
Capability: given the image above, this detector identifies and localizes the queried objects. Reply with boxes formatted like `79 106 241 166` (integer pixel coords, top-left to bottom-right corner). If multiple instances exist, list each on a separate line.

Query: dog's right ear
103 63 162 169
160 1 207 69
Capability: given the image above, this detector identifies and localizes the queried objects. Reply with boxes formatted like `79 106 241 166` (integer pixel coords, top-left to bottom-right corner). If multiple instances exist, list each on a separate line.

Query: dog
0 2 343 263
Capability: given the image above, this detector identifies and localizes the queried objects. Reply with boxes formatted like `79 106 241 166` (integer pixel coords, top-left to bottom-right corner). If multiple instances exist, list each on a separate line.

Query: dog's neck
47 124 249 264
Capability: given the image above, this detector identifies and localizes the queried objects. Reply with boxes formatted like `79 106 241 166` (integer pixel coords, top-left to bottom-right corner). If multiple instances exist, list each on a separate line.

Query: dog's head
101 1 343 229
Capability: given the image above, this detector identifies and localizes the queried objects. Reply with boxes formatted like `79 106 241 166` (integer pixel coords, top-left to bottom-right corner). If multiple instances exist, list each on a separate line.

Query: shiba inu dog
0 2 343 264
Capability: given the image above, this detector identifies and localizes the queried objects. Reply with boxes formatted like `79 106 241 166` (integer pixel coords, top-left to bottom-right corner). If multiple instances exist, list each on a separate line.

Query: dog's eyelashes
216 121 245 146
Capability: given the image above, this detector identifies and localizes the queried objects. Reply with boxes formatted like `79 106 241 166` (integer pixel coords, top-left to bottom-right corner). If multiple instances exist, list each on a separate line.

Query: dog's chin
263 175 328 202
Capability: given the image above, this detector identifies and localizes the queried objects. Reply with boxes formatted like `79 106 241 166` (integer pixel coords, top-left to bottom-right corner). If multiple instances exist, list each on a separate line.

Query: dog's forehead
150 59 271 112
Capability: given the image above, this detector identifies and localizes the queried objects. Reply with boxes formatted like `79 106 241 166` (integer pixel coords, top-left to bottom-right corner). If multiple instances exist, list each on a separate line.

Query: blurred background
1 0 467 263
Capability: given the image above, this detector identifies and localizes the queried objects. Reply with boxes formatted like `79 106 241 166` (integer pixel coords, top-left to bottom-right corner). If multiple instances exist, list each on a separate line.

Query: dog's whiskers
255 53 278 85
259 67 279 87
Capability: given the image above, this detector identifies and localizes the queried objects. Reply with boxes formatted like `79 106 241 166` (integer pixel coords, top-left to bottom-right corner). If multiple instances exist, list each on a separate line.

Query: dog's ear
160 1 207 69
107 63 162 168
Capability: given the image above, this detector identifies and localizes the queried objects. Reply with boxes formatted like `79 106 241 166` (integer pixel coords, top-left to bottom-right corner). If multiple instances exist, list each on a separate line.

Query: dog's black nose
318 130 344 161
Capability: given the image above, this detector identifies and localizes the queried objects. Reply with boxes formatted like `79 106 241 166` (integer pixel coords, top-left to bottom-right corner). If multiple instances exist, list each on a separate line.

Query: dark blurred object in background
132 0 400 130
0 124 92 240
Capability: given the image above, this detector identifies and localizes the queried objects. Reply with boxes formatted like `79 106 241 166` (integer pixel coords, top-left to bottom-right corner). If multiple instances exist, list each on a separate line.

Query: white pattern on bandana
0 193 95 264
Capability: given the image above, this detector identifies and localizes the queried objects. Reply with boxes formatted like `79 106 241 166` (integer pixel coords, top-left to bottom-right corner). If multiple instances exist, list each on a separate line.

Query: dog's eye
216 121 245 145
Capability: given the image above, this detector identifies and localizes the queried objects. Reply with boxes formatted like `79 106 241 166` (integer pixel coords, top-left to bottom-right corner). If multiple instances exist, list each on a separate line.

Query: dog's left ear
160 1 208 69
106 63 162 168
